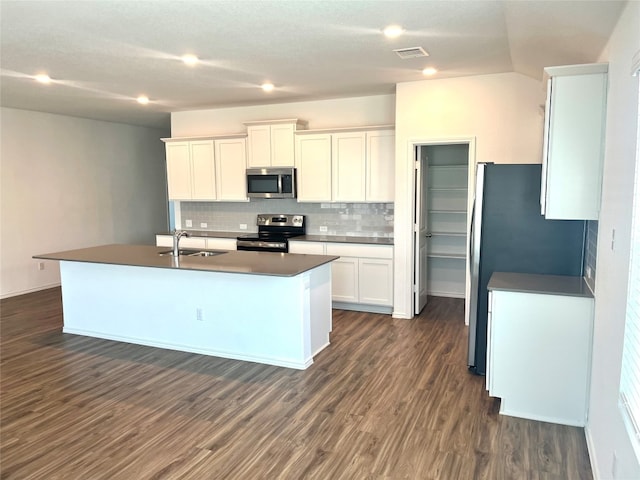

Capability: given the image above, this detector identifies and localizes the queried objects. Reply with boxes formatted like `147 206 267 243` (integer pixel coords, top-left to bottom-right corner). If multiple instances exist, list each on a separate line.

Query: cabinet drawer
289 241 326 255
326 243 392 259
156 235 173 247
180 237 207 249
206 238 237 251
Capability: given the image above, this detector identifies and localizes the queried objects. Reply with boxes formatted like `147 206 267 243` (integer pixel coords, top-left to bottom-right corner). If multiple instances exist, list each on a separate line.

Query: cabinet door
190 140 216 200
165 142 192 200
247 125 271 167
490 290 594 425
271 123 296 167
543 71 607 220
366 130 395 202
331 257 359 303
215 138 247 201
359 258 393 306
295 134 332 202
332 132 366 202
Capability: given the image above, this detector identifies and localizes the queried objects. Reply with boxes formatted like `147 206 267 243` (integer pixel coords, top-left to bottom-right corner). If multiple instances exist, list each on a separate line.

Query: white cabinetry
541 63 608 220
295 127 394 203
162 135 247 202
155 235 237 251
166 141 215 200
332 132 366 202
487 274 594 426
295 133 332 202
289 241 393 313
214 138 249 201
245 119 307 168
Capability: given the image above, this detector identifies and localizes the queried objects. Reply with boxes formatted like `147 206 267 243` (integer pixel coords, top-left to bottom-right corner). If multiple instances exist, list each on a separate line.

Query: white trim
402 136 477 319
585 425 601 480
63 328 314 370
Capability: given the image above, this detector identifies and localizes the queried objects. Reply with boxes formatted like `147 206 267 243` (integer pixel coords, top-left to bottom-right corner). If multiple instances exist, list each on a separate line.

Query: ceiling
0 1 626 129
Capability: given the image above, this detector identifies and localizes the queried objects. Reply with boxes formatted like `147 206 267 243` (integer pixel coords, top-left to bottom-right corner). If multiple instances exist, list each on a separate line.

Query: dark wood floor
1 288 592 479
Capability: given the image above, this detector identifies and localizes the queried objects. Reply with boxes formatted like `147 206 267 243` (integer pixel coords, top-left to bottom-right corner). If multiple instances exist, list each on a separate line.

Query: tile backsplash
179 200 394 238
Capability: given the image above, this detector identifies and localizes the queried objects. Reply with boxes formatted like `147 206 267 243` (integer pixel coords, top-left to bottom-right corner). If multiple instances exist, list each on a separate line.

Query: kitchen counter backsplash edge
157 231 394 245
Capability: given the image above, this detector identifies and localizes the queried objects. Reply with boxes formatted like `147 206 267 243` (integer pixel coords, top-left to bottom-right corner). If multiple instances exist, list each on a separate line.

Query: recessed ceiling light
383 25 404 38
422 67 438 76
137 95 149 105
181 54 199 66
261 83 274 92
34 73 51 84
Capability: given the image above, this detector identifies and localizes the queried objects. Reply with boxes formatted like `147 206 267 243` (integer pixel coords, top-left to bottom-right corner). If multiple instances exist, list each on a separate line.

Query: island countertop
34 244 338 277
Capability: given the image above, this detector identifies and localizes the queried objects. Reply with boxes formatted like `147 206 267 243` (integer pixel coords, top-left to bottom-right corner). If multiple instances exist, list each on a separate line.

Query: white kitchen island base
59 260 332 370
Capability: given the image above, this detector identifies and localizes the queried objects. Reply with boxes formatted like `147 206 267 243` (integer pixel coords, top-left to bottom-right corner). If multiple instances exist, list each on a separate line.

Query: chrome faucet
172 229 189 256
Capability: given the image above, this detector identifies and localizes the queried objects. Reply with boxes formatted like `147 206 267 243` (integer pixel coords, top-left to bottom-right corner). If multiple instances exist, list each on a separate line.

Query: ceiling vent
393 47 429 59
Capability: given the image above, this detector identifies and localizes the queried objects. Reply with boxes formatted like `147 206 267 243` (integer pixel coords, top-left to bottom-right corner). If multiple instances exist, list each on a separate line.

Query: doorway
412 140 474 321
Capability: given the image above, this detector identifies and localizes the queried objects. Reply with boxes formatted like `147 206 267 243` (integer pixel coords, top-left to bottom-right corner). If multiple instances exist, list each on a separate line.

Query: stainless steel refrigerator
467 163 586 375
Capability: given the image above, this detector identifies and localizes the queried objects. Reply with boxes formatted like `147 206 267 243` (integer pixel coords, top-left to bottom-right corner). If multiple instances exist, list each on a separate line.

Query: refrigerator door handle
468 162 486 369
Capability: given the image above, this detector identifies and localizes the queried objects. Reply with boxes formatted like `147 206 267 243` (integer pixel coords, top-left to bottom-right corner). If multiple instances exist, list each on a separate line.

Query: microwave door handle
277 175 283 194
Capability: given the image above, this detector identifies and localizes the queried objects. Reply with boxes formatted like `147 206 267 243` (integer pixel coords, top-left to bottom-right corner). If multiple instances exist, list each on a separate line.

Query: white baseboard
0 282 61 299
585 425 600 480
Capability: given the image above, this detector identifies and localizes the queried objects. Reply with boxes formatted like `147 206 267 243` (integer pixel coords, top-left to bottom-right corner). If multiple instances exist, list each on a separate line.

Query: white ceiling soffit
0 1 626 128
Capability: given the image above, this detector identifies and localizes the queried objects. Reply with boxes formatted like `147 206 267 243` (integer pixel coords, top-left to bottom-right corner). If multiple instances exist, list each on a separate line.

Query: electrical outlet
196 308 204 322
240 224 247 230
37 262 45 271
200 222 207 228
611 228 616 251
319 226 328 233
185 219 193 228
586 266 592 279
612 451 618 479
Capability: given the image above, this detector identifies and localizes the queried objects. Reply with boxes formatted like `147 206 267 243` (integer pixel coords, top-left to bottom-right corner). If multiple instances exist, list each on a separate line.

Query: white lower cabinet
330 257 359 303
155 235 236 251
289 241 393 313
487 284 594 426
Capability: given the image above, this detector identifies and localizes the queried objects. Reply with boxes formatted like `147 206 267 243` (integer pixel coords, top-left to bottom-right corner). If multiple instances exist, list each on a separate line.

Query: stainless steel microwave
246 168 296 199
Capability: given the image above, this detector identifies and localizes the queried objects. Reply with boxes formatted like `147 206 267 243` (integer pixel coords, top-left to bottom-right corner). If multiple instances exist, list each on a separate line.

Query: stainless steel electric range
236 214 305 253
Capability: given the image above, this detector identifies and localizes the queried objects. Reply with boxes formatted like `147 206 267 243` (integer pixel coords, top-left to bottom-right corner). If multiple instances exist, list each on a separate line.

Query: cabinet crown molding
295 124 395 135
243 119 308 128
162 133 247 142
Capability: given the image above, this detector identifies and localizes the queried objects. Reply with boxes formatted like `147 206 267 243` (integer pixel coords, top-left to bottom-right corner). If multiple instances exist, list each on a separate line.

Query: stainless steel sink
158 249 227 257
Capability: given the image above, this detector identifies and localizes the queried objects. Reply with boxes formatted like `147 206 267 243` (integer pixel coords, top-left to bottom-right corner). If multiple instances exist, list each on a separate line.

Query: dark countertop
487 272 593 298
34 244 338 277
158 231 394 245
293 235 394 245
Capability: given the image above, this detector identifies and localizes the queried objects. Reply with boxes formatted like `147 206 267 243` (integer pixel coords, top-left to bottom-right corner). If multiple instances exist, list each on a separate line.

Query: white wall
393 72 544 318
171 94 395 136
0 108 170 298
587 2 640 479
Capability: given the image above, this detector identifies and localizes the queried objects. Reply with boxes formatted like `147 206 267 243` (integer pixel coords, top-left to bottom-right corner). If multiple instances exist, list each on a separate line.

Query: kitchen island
34 244 338 369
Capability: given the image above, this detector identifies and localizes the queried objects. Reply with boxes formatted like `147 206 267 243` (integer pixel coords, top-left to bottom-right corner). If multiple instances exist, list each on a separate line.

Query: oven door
237 239 288 252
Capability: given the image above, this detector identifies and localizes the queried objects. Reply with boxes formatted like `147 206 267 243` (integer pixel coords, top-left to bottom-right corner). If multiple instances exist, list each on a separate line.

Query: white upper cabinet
295 126 395 203
366 129 395 202
165 142 194 200
332 132 366 202
215 137 247 201
163 135 247 202
295 133 333 202
245 119 307 168
190 140 217 200
541 63 608 220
